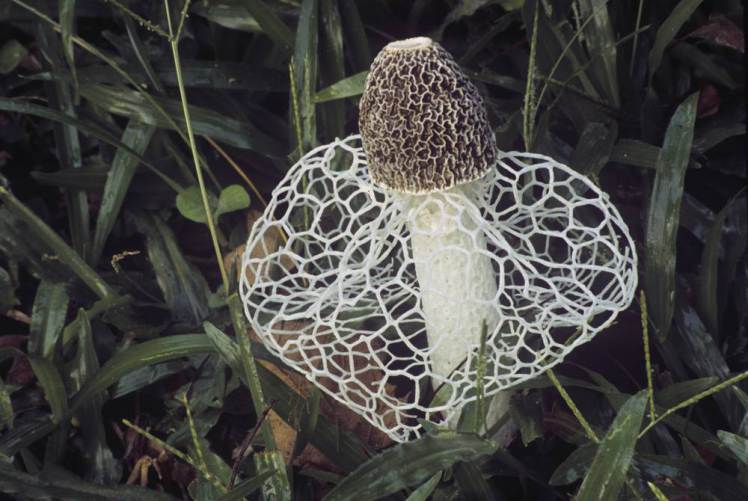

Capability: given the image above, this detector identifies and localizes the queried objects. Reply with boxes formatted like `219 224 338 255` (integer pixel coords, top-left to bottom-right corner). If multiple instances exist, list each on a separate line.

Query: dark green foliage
0 0 744 499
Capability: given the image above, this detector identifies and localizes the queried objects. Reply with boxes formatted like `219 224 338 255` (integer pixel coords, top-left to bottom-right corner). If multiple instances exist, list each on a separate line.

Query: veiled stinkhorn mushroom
240 37 637 442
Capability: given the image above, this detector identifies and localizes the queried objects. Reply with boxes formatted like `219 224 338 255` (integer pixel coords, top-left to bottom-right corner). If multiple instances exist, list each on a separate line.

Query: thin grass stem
165 0 229 292
640 290 657 423
547 368 600 443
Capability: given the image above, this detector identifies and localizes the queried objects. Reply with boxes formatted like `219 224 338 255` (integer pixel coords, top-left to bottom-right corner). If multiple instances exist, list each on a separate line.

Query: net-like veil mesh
240 135 637 441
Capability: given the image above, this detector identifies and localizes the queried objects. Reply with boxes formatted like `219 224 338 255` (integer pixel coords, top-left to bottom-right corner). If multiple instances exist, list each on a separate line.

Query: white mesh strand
239 135 638 442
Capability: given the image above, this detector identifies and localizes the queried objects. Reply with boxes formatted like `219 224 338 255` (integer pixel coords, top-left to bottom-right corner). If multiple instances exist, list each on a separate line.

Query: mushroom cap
359 37 498 194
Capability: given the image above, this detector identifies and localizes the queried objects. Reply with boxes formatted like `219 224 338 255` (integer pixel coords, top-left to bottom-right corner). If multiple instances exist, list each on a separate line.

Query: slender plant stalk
122 418 225 492
229 295 277 451
630 0 645 76
638 369 748 439
640 290 657 423
534 0 614 114
165 0 229 291
547 368 600 443
204 137 269 208
522 0 540 150
104 0 170 38
179 393 226 493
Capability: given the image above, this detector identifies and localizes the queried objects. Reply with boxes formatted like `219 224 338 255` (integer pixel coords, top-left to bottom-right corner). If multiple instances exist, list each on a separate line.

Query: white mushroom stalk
240 38 638 442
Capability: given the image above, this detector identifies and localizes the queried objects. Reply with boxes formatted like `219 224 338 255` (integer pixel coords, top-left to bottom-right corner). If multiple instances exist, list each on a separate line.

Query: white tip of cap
385 37 434 51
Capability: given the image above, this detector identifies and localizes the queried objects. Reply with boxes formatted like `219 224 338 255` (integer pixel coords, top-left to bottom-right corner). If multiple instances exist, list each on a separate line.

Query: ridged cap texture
359 37 497 194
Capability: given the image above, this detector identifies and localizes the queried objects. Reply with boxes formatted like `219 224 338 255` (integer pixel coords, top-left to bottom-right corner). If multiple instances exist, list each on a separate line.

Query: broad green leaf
314 71 367 103
132 212 210 324
254 451 291 501
0 187 113 299
324 432 497 501
110 361 184 399
654 377 719 408
191 1 262 32
697 201 728 336
0 99 166 181
0 266 16 312
405 473 441 501
28 357 68 425
293 0 319 152
31 167 108 191
717 430 748 465
0 377 13 431
575 392 647 501
670 42 738 90
0 186 112 298
28 281 69 359
36 24 88 260
549 442 597 485
91 121 156 266
0 40 27 74
0 462 177 501
644 92 698 338
454 461 497 501
610 138 699 170
672 300 740 427
338 0 371 72
319 0 346 141
570 121 618 177
637 454 748 499
648 0 703 81
242 0 294 55
59 0 77 96
70 310 121 484
71 335 214 413
215 469 276 501
176 186 216 224
498 0 524 10
215 185 250 218
80 84 284 155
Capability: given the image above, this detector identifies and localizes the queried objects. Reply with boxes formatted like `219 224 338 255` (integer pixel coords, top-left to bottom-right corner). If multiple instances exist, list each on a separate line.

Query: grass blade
91 121 156 266
644 92 698 338
28 281 69 359
37 22 89 260
70 309 120 484
292 0 319 152
131 212 210 324
717 431 748 466
648 0 704 82
575 392 647 501
28 357 68 425
241 0 294 56
0 187 114 299
324 432 497 501
314 71 367 103
79 84 285 155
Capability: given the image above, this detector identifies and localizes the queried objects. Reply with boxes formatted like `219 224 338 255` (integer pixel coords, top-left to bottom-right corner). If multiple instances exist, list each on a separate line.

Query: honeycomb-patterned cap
359 37 497 194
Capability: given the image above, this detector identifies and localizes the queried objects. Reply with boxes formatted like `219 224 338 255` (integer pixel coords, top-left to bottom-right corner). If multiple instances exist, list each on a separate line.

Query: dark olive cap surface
358 37 497 194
